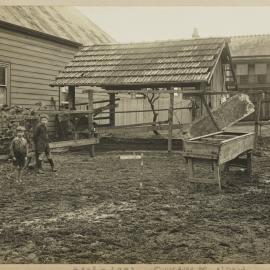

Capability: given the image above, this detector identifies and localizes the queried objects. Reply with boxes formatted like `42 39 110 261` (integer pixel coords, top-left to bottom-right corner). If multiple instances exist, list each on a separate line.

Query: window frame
236 64 248 76
0 65 7 87
0 62 10 106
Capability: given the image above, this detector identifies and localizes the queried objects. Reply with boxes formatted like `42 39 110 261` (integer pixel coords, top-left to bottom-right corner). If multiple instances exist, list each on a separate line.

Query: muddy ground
0 150 270 264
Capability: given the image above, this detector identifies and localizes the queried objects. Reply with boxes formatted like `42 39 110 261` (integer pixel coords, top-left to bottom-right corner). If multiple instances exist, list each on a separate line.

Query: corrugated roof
230 35 270 58
0 6 114 45
52 37 229 88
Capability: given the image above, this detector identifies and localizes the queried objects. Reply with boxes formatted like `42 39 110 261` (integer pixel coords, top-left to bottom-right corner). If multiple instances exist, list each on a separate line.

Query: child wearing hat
33 114 57 174
10 125 28 182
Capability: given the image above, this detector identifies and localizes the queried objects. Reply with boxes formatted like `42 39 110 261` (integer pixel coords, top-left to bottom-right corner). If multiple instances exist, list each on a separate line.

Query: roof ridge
82 37 227 48
230 34 270 38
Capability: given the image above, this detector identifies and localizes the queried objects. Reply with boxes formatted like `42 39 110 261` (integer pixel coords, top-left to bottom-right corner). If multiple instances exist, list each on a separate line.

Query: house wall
0 27 81 131
232 59 270 120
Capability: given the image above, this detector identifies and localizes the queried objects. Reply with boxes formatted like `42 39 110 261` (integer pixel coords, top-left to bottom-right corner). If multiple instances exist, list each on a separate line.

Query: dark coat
33 123 49 153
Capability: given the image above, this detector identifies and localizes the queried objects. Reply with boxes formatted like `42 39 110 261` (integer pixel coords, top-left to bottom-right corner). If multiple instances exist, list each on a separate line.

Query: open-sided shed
51 37 237 151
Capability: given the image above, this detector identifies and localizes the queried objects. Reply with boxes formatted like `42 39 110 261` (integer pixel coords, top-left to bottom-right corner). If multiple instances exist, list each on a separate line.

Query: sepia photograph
0 1 269 266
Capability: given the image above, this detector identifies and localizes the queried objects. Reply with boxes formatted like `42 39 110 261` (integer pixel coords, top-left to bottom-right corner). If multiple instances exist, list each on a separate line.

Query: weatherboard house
0 6 114 115
229 35 270 120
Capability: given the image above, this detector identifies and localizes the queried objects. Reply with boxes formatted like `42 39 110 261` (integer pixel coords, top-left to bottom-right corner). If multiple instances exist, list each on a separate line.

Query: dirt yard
0 150 270 264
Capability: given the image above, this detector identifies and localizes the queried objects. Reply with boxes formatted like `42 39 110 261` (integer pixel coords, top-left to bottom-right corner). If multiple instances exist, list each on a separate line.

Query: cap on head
16 126 25 132
40 114 49 120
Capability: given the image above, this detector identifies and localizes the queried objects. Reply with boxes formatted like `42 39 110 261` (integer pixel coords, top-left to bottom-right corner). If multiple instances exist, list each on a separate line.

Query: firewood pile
0 105 39 155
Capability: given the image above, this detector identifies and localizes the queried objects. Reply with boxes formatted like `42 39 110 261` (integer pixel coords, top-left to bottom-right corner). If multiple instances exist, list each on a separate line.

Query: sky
77 6 270 42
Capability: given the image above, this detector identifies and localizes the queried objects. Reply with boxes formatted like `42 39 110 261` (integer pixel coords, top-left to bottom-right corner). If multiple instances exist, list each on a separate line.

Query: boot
36 158 44 174
48 158 57 172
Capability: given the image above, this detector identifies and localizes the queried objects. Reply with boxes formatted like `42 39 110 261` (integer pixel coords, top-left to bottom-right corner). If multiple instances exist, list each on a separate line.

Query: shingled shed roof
230 35 270 58
0 6 114 45
52 37 230 89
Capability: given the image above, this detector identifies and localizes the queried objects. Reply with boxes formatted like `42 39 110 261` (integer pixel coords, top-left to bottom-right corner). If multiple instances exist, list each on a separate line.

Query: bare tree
143 93 160 135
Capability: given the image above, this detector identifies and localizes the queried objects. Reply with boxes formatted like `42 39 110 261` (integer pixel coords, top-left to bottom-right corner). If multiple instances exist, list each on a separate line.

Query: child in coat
10 126 28 182
33 114 57 174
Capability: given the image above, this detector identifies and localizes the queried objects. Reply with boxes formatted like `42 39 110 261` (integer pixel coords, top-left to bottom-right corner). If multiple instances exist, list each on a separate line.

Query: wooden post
247 151 252 177
214 162 222 191
109 93 116 126
88 90 95 157
201 94 220 131
68 86 75 110
58 86 61 110
187 158 194 181
254 92 262 150
168 92 174 153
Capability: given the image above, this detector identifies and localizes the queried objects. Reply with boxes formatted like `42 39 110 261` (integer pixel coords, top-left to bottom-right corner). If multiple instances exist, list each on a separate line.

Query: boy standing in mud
33 114 57 174
10 126 28 182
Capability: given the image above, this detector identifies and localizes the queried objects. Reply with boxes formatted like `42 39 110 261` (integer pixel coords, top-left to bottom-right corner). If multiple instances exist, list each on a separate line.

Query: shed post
68 86 75 110
88 90 95 157
168 91 174 153
254 91 262 150
58 86 61 110
109 93 116 126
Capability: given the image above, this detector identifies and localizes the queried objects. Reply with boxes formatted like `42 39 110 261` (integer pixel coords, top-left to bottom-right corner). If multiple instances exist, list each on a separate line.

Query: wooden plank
168 92 174 153
183 153 219 160
0 42 72 63
200 138 224 143
83 88 265 95
0 50 68 70
12 70 56 81
36 110 94 115
183 94 255 138
11 86 58 96
219 133 254 164
0 27 77 54
49 138 99 149
213 134 236 139
94 116 110 121
97 120 169 129
94 103 119 115
96 123 179 134
120 155 142 160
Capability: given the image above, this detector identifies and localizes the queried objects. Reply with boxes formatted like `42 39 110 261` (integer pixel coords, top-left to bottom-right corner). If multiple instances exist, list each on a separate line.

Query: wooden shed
52 37 237 125
0 6 114 123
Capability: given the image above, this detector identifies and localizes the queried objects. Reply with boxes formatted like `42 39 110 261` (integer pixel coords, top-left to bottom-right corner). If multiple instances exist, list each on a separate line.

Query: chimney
192 28 199 38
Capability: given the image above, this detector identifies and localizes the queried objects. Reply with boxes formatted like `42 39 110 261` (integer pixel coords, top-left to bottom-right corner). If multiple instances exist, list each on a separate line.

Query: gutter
0 19 82 48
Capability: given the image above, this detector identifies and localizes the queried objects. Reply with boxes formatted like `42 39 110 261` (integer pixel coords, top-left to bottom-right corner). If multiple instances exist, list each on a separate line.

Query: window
236 64 248 75
257 74 267 84
0 63 9 106
254 63 267 84
237 75 249 84
255 63 267 75
0 66 6 85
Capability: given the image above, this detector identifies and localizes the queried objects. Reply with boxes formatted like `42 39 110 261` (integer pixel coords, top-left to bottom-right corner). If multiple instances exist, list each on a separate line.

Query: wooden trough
182 93 256 190
183 131 254 190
